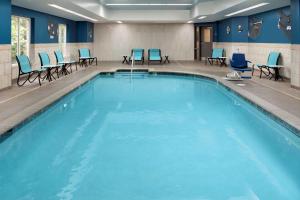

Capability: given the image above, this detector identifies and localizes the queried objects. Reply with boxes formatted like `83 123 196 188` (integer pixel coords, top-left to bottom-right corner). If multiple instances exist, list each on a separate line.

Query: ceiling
12 0 290 23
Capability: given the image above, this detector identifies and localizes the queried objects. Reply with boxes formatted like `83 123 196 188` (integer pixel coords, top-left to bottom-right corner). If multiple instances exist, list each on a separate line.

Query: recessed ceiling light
198 16 207 20
106 4 192 6
225 3 269 17
187 21 194 24
117 21 123 24
48 4 98 22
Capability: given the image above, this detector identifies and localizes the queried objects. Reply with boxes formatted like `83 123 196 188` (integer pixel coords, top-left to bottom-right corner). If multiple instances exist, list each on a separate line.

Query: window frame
58 23 67 54
11 15 31 64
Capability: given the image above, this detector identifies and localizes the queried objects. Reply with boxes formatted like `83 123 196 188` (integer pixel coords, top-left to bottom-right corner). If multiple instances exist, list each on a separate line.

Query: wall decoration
278 10 292 39
226 26 231 35
48 21 58 40
88 27 93 39
237 25 243 33
248 17 263 39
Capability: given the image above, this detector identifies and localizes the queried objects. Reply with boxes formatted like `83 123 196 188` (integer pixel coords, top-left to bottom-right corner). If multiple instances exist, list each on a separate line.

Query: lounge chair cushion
55 50 64 63
79 48 91 58
132 49 144 61
39 52 51 66
211 48 224 58
150 56 161 61
17 55 33 73
149 49 161 61
267 52 280 66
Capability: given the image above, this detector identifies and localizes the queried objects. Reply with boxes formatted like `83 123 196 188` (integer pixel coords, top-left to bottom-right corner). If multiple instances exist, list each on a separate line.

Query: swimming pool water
1 73 300 200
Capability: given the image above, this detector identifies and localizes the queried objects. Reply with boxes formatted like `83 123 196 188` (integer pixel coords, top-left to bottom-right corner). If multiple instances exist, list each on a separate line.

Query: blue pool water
1 73 300 200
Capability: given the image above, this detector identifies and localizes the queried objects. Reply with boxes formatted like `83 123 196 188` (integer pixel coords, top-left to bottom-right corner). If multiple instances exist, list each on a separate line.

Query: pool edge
1 68 299 142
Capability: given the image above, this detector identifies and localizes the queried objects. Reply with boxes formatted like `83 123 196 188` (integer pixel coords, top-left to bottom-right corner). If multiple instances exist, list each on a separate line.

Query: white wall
94 23 194 61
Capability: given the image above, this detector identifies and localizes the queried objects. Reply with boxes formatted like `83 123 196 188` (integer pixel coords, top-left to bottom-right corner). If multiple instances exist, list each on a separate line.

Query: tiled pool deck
1 61 300 136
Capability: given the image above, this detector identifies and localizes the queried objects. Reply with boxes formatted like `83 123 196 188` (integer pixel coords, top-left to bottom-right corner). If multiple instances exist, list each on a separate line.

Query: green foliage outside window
11 16 30 63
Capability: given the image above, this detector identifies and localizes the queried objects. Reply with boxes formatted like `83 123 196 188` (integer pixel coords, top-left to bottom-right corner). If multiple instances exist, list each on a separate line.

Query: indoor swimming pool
0 72 300 200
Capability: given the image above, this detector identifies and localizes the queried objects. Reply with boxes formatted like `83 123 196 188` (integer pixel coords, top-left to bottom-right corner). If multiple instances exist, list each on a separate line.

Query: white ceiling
12 0 290 23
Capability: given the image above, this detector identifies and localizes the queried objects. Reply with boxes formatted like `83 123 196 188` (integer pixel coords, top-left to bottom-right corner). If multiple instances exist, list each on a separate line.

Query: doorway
194 26 213 61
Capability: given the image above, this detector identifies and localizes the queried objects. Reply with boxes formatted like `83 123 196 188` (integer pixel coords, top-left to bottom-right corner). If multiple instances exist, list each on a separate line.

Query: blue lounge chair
148 49 162 65
130 48 144 65
228 53 253 80
54 50 78 75
256 52 282 81
39 52 62 82
79 48 98 67
16 55 45 86
208 48 226 66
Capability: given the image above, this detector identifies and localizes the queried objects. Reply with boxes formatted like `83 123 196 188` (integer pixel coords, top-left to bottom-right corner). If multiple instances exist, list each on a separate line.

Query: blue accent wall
202 6 292 44
231 17 249 43
291 0 300 44
77 21 94 43
248 7 291 43
0 0 11 44
12 6 77 44
217 18 233 42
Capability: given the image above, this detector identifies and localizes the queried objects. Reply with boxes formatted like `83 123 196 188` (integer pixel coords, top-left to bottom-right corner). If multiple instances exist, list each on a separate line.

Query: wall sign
278 10 292 39
48 21 58 40
226 26 231 35
237 25 243 33
248 17 263 39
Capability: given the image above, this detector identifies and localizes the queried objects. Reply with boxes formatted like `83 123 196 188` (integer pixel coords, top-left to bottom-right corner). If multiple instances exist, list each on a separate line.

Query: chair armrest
246 60 252 63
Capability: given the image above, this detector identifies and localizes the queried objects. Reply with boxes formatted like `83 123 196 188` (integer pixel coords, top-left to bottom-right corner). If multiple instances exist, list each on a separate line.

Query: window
58 24 67 52
11 16 31 64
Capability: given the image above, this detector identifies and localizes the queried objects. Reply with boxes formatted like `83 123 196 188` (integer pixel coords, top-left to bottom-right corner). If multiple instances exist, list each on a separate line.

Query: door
194 26 200 60
200 27 213 61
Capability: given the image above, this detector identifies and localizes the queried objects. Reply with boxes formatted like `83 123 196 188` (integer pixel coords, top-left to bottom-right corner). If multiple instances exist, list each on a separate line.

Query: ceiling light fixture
117 21 123 24
106 4 192 6
198 16 207 20
48 4 98 22
187 21 193 24
225 3 269 17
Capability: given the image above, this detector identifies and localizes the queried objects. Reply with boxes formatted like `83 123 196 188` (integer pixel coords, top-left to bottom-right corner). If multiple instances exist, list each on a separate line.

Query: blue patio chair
54 50 78 75
130 48 144 65
256 52 282 81
148 49 162 65
38 52 62 82
79 48 98 67
208 48 226 66
16 55 45 86
229 53 253 79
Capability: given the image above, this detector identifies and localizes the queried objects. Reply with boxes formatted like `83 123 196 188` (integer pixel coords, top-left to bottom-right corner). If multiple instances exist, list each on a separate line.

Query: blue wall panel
291 0 300 44
12 6 77 44
217 19 232 42
231 17 249 43
0 0 11 44
207 6 292 44
248 7 291 43
76 21 94 43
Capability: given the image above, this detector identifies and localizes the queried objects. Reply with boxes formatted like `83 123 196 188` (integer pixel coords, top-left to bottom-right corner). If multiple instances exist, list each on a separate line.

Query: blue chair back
132 48 144 60
79 48 91 58
212 48 224 58
39 52 51 66
16 55 32 73
54 50 65 63
230 53 248 69
267 52 280 66
149 49 161 57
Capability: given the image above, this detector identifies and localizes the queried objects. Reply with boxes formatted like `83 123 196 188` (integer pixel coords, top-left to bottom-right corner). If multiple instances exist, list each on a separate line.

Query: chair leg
38 72 42 86
259 68 263 79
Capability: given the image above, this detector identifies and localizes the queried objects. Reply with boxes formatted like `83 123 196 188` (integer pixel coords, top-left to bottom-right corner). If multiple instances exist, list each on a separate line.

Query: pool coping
0 68 299 141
